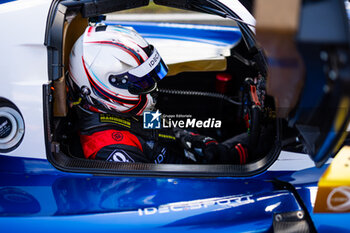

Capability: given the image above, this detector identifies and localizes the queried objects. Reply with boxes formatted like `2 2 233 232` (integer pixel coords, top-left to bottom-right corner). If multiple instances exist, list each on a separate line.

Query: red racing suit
76 107 248 164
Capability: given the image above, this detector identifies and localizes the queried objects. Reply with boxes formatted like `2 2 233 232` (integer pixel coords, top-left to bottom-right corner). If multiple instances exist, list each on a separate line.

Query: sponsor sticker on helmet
129 48 161 77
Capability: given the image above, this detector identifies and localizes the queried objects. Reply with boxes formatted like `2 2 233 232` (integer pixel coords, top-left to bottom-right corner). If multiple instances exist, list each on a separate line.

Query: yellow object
71 97 82 106
314 146 350 213
158 134 176 140
99 114 131 128
167 58 227 76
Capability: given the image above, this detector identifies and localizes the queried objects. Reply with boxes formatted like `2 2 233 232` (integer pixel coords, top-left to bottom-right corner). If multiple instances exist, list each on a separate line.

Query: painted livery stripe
81 57 139 105
122 94 148 116
0 0 17 4
87 41 143 65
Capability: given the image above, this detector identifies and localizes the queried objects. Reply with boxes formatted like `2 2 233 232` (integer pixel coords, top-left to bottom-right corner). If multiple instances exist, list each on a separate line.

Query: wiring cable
157 88 242 105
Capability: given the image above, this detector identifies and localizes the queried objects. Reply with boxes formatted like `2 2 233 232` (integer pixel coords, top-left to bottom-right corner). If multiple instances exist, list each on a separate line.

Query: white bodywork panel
0 0 51 159
0 0 255 163
268 151 316 171
147 36 233 65
218 0 256 31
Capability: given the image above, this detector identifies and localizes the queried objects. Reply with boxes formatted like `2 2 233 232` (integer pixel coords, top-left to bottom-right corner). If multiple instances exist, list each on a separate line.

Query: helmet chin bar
86 89 153 117
128 82 158 95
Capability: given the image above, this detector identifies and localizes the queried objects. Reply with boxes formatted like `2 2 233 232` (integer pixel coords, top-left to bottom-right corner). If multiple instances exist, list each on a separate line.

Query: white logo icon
107 150 135 163
327 186 350 212
143 110 161 129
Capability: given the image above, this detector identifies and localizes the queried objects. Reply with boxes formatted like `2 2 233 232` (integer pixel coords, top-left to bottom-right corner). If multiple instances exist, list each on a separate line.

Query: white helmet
68 25 168 116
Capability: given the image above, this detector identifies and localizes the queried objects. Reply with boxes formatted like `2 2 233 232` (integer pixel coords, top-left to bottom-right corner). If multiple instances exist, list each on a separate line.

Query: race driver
68 24 250 164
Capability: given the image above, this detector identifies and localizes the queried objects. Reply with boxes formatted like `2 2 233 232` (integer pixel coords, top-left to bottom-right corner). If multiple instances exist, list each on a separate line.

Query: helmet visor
110 46 168 95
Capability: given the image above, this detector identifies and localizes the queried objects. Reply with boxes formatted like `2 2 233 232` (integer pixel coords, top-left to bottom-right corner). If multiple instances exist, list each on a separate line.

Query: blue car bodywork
1 151 349 232
0 23 348 232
